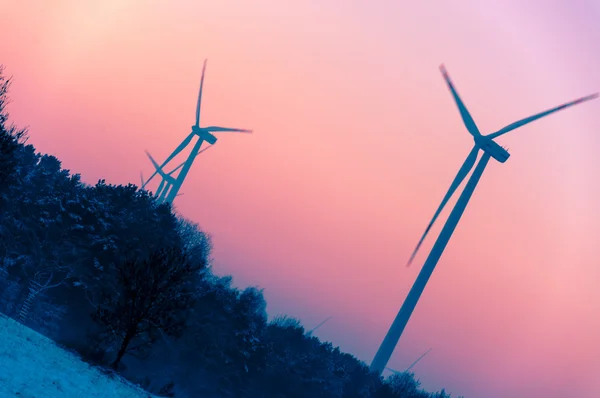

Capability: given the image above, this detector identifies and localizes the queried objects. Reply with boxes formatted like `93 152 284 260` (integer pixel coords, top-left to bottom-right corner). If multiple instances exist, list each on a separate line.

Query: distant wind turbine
143 59 252 204
369 64 598 375
386 347 432 374
306 316 333 337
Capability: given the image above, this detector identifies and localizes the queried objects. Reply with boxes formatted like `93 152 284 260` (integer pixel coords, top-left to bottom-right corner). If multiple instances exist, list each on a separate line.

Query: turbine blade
144 172 157 186
145 133 195 185
440 64 482 137
168 144 213 175
140 172 145 188
203 126 253 133
167 133 196 164
486 93 599 139
168 165 181 176
405 348 432 372
308 316 333 334
145 150 173 182
145 151 165 175
406 146 479 267
195 59 208 127
147 132 195 183
195 143 213 155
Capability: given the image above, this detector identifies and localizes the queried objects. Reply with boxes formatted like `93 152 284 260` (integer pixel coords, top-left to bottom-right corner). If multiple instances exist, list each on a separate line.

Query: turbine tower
145 150 180 202
142 146 212 201
369 65 598 375
143 59 252 204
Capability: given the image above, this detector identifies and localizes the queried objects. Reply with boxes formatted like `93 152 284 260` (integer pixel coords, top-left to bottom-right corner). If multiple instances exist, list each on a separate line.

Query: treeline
0 66 457 398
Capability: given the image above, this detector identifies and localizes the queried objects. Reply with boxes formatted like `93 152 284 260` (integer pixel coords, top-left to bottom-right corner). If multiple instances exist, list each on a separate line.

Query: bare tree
91 246 205 369
2 224 75 323
16 271 65 324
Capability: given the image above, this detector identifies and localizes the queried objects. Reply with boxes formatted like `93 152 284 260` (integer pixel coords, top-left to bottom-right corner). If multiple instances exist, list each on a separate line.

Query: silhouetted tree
174 277 269 397
386 372 428 398
91 246 205 369
176 216 212 264
0 147 85 323
0 65 28 193
78 181 182 288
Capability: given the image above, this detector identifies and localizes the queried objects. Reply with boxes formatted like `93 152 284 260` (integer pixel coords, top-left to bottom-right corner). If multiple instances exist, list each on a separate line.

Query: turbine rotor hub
192 126 218 144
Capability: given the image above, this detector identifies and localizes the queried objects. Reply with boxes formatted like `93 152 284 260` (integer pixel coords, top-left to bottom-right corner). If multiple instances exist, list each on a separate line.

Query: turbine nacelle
475 135 510 163
192 126 218 144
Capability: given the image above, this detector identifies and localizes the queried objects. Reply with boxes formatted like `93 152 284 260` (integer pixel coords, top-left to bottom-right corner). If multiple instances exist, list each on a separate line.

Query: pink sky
2 1 600 397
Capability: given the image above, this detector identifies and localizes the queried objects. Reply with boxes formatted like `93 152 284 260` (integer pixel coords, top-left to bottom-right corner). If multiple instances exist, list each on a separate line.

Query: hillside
0 66 455 398
0 314 155 398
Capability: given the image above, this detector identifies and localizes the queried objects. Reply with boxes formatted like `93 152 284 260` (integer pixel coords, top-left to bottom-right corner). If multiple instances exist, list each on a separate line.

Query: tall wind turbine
369 65 598 375
143 59 252 204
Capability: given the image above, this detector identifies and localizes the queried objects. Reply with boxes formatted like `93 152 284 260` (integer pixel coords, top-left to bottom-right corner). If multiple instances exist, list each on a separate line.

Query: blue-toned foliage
0 65 458 398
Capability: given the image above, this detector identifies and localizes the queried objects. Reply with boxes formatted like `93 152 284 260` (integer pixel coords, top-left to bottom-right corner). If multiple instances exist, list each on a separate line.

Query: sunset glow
2 1 600 396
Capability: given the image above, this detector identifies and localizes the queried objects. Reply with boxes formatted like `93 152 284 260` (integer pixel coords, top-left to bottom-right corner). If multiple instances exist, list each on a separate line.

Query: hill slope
0 314 156 398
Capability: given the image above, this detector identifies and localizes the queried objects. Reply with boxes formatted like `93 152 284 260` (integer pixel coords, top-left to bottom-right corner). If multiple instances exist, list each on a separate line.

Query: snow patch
0 313 157 398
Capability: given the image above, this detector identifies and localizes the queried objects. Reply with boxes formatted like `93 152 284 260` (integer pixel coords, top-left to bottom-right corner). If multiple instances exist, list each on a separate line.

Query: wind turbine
386 347 432 374
405 67 598 268
143 59 252 204
306 316 333 337
369 64 598 375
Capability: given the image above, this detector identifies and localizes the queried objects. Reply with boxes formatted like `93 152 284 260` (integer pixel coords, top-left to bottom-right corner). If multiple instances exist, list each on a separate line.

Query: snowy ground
0 313 157 398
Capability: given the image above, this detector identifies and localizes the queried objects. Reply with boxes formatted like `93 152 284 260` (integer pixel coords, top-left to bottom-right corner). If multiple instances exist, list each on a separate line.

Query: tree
69 181 183 314
0 149 85 322
175 216 212 264
82 181 182 270
0 64 28 191
175 277 268 397
91 246 205 369
385 372 430 398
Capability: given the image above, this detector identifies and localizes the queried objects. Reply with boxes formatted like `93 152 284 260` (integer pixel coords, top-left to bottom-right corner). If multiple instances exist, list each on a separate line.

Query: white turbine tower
369 64 598 375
